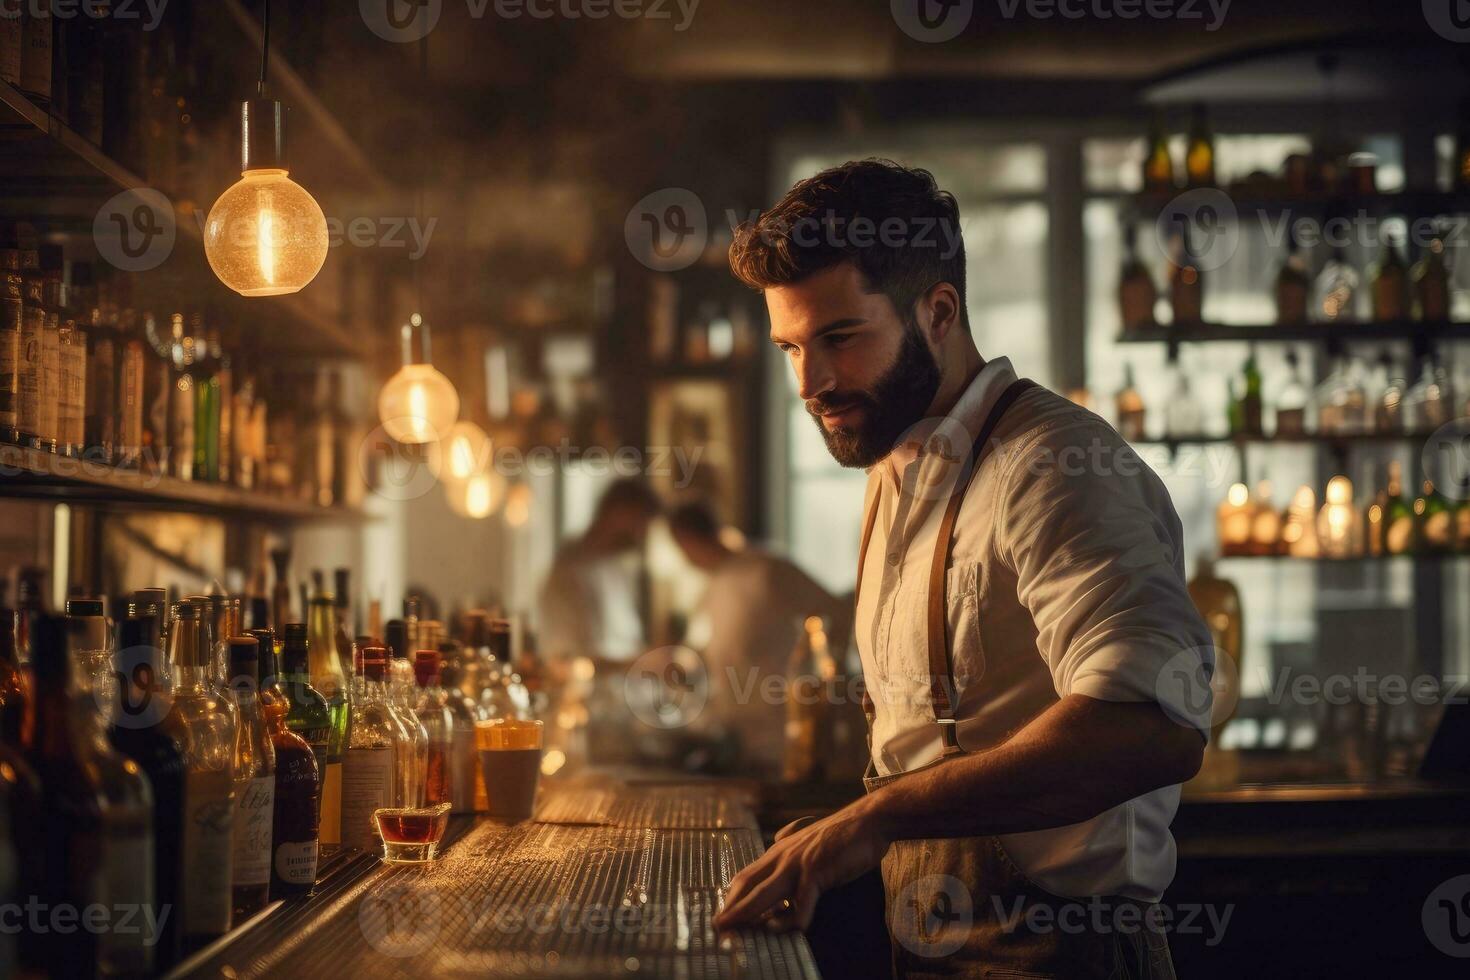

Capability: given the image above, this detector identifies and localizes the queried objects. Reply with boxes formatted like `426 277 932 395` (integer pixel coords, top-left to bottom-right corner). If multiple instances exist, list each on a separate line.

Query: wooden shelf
1126 188 1470 222
0 77 359 357
1216 552 1467 563
1116 321 1470 345
1132 432 1445 450
0 444 362 522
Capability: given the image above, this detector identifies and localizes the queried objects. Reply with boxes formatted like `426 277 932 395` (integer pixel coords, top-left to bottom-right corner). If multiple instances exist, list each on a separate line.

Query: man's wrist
852 785 897 848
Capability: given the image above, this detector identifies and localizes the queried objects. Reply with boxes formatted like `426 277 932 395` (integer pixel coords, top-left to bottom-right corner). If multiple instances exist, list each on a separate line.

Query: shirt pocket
945 560 986 690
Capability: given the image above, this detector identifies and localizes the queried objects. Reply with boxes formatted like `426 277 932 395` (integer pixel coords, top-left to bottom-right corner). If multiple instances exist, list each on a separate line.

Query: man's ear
919 281 962 345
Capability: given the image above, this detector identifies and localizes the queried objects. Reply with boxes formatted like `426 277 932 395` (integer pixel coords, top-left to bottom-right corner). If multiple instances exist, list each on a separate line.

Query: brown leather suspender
855 377 1039 756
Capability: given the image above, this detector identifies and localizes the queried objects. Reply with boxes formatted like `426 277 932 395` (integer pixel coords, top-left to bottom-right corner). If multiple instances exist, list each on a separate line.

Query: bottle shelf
1131 432 1450 450
0 443 363 522
1125 189 1470 222
1116 321 1470 345
0 73 359 358
1216 552 1468 563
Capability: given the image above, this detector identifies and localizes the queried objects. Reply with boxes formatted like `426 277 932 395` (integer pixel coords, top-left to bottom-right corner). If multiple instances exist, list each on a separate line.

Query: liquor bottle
270 546 292 634
109 613 187 970
1281 485 1320 558
166 600 238 949
1312 247 1359 323
1248 482 1280 555
1413 230 1451 323
1378 461 1416 555
35 247 63 453
141 311 170 473
116 304 145 467
784 616 834 782
18 1 51 103
1167 216 1203 325
1416 479 1455 553
486 618 531 719
334 568 356 639
15 242 42 450
1114 363 1146 441
1315 355 1368 435
169 314 200 479
384 619 428 805
1142 111 1174 192
341 646 400 850
1228 348 1263 438
251 627 319 897
25 614 104 977
64 597 110 721
1275 228 1311 326
307 594 349 846
227 636 275 920
1370 236 1409 322
437 659 480 814
214 328 233 484
1317 476 1362 558
0 223 20 444
52 601 161 979
312 370 337 507
1374 350 1405 434
56 302 85 458
1117 224 1157 332
0 710 40 975
1403 358 1454 434
0 607 29 747
1275 349 1310 437
1216 483 1254 557
1186 555 1242 728
414 650 453 806
192 315 219 482
1184 103 1215 188
80 265 116 462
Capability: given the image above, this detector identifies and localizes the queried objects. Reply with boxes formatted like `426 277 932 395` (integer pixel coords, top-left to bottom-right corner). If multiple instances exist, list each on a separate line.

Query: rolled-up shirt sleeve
996 417 1216 736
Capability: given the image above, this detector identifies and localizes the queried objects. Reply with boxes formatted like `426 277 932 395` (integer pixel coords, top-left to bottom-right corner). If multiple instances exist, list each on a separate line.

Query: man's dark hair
729 159 967 331
593 478 662 523
666 501 722 542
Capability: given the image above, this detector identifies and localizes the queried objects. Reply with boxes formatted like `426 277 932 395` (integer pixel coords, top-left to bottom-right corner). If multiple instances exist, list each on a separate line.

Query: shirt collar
882 356 1017 479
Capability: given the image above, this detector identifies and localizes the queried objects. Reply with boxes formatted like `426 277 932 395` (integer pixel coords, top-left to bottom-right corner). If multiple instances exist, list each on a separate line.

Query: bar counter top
172 777 819 980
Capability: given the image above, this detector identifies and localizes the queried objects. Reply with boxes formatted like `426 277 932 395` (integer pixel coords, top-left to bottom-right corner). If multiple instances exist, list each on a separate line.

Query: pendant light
204 0 329 297
443 420 493 482
378 314 459 445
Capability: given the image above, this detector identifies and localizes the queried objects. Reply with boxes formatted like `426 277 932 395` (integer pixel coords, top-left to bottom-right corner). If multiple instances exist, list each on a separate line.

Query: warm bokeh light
204 169 329 296
443 421 492 482
444 470 506 520
378 363 459 445
503 483 532 527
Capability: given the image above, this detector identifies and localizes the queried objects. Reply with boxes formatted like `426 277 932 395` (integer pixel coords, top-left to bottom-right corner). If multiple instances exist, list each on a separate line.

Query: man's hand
714 801 889 933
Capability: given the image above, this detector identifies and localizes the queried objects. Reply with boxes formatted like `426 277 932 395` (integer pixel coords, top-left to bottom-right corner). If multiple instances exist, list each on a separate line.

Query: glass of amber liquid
476 718 544 823
373 801 451 863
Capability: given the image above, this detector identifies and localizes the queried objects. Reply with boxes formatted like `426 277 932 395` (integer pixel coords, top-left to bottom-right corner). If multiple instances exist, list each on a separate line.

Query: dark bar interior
1 1 1469 977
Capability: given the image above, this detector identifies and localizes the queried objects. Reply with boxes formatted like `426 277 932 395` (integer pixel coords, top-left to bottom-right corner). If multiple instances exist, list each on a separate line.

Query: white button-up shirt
855 357 1214 902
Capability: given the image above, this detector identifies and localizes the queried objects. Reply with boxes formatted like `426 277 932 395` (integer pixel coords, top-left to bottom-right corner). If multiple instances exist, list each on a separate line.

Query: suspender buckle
937 718 962 755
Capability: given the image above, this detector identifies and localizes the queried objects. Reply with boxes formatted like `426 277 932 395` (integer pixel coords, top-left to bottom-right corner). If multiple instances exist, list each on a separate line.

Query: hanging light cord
258 0 272 97
413 30 429 354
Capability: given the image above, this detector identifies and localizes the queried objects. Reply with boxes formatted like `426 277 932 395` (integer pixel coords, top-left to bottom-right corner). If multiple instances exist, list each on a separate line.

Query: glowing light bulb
444 469 506 519
378 363 459 445
504 483 532 527
204 169 328 296
444 421 492 482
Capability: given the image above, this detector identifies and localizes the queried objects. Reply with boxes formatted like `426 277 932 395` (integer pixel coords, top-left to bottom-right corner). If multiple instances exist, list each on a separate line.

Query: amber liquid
377 809 449 845
424 742 450 807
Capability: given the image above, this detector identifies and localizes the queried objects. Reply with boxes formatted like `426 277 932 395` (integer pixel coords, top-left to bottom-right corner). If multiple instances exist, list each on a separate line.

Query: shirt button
887 552 900 566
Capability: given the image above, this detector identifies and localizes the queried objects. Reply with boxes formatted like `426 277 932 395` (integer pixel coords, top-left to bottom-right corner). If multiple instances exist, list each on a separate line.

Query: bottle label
0 315 16 429
319 760 344 845
118 342 144 457
99 826 155 973
1425 511 1453 548
274 839 319 885
38 325 57 443
451 726 477 813
341 747 394 850
181 768 235 937
231 776 276 887
17 304 40 435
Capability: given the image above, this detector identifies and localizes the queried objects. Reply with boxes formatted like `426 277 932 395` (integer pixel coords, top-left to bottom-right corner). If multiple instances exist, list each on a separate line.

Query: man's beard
807 324 941 468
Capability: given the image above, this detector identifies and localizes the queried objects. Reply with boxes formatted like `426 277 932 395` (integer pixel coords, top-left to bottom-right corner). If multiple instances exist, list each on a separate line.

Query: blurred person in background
669 501 850 776
537 478 662 670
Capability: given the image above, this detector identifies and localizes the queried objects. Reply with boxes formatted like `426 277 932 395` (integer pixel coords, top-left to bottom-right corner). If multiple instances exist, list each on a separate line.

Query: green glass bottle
1416 479 1455 554
307 596 349 848
1380 461 1415 555
280 624 331 830
191 314 219 482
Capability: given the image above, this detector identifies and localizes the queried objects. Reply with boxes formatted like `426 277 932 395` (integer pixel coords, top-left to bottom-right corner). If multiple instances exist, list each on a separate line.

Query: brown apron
855 378 1176 980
